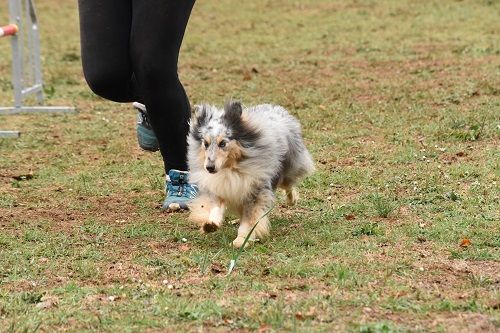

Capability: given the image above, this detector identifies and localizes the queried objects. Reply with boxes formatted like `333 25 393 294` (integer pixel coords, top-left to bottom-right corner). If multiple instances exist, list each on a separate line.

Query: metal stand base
0 106 76 115
0 130 20 138
0 0 76 138
0 107 75 138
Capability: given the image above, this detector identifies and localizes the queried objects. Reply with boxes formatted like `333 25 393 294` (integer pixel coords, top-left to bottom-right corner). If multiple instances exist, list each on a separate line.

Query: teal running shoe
162 169 198 211
133 102 159 152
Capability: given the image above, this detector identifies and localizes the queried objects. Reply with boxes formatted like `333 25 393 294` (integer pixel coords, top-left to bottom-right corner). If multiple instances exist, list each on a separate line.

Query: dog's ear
224 100 243 118
193 104 205 118
193 104 209 126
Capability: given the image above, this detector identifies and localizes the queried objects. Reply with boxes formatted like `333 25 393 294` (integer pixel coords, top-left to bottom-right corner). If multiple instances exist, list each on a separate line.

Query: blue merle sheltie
187 101 315 248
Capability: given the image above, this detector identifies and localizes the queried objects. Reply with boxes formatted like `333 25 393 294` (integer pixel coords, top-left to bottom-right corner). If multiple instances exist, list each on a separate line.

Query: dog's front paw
202 222 219 233
200 206 225 233
208 206 224 225
232 236 257 249
232 236 247 249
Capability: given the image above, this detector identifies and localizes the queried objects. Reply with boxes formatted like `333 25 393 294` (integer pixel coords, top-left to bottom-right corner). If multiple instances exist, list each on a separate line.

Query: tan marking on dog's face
199 136 212 169
213 140 230 171
222 141 243 169
201 134 239 173
203 136 211 147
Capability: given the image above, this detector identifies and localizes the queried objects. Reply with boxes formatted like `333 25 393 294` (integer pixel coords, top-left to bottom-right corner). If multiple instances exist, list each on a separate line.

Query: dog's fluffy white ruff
187 101 314 248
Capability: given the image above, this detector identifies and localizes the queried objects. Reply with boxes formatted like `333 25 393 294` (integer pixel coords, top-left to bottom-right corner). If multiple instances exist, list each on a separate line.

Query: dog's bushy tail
301 148 316 177
286 130 316 182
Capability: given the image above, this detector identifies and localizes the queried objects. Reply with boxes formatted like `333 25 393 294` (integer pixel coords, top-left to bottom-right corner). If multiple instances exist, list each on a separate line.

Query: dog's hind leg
279 178 299 206
285 186 299 205
278 136 314 206
232 188 274 249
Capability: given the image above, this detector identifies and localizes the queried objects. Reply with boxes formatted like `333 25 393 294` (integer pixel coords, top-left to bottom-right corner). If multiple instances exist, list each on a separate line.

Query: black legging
77 0 196 171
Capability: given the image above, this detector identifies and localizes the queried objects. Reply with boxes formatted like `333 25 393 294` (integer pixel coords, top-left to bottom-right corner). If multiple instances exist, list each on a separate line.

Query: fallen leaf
295 312 305 320
345 214 356 221
417 236 427 243
460 238 472 247
258 325 272 333
306 306 317 318
12 174 34 181
295 306 316 321
211 263 225 274
362 307 373 314
36 295 59 309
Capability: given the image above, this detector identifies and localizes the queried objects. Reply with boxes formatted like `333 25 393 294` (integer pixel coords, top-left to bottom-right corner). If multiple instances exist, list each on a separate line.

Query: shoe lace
137 110 153 128
167 180 198 199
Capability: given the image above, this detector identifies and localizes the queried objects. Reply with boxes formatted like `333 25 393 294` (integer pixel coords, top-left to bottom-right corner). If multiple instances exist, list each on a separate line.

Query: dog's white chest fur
193 169 256 206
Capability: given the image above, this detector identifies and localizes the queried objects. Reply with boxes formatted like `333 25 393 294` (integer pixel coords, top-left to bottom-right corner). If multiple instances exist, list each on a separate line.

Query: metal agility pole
0 0 75 138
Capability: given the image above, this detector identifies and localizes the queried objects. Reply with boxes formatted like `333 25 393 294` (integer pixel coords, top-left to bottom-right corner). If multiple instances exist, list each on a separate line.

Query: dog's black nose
206 165 216 173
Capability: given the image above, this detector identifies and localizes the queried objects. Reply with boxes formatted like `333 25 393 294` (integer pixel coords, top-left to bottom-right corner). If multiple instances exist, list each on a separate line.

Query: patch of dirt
426 313 498 333
0 192 162 233
310 55 498 107
0 206 86 232
147 241 192 255
423 258 500 286
369 312 499 333
96 261 156 286
359 237 499 299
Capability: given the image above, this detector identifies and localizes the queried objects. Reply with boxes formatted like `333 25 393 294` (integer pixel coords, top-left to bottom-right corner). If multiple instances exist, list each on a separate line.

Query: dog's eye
203 141 209 149
218 141 227 148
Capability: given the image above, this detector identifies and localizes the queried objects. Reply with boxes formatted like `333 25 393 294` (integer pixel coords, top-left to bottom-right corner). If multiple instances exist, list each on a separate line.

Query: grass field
1 0 499 332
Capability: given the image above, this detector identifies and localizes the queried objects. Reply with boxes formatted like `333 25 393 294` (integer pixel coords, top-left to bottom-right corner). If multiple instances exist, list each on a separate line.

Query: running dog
187 101 315 248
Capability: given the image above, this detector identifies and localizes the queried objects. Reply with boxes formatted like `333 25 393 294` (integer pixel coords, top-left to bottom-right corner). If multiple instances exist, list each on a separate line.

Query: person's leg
130 0 196 172
78 0 139 102
78 0 158 152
